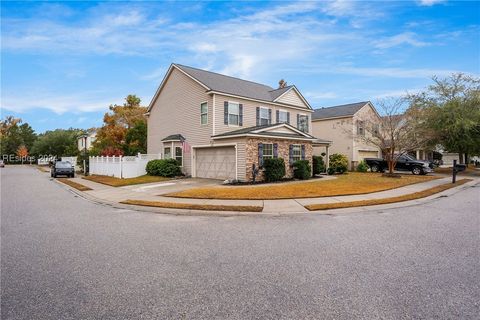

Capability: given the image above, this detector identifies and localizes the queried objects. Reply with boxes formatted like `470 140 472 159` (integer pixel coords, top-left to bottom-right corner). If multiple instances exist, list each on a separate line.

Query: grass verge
305 179 472 211
36 165 50 172
57 178 93 191
434 166 480 177
83 175 171 187
120 199 263 212
166 172 439 200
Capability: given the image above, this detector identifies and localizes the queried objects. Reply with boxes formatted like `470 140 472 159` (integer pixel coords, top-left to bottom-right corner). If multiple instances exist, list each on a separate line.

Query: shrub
312 155 325 175
327 167 335 175
146 159 182 177
356 160 368 172
263 158 286 182
293 160 311 180
329 153 349 174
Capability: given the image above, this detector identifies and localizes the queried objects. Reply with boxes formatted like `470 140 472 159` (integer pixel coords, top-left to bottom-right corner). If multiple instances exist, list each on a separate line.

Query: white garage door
195 146 236 180
358 150 379 161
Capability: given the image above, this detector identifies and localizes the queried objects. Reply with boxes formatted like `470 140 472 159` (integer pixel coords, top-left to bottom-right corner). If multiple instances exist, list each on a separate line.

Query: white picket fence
89 153 161 179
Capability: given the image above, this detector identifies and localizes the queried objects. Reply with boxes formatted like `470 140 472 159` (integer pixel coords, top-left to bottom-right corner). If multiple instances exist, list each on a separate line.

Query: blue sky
1 0 479 133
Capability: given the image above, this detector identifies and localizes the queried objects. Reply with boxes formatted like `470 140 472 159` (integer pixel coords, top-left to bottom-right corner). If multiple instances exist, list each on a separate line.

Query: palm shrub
312 155 325 175
146 159 182 177
293 160 311 180
356 160 368 172
329 153 348 174
263 158 286 182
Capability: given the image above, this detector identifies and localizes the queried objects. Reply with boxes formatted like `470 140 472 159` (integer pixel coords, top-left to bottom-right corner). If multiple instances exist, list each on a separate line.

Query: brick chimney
278 79 287 89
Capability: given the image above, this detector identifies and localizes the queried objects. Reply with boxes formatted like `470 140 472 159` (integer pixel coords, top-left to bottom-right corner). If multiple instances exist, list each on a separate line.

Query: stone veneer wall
245 137 313 181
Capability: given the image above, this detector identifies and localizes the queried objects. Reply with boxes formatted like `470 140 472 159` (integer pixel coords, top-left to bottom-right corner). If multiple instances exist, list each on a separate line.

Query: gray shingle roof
175 64 296 103
312 101 369 120
161 134 185 141
212 124 315 140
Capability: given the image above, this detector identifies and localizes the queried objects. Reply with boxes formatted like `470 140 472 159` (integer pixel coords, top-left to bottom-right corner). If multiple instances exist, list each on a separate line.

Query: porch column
416 149 420 160
325 145 330 171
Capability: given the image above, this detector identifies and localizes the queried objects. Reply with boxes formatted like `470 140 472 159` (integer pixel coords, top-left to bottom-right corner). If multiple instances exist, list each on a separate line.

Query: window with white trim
260 107 270 125
200 102 208 125
292 144 301 162
298 115 308 132
278 110 288 123
263 143 273 160
164 147 171 159
228 102 240 126
175 146 183 166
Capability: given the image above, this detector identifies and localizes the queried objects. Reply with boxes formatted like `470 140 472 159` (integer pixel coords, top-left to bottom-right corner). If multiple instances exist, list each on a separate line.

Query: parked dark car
364 154 434 175
51 161 75 178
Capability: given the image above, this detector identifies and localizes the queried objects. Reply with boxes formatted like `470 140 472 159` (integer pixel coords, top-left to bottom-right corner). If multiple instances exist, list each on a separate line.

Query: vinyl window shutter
276 110 280 124
239 104 243 126
301 145 306 160
224 102 229 125
273 143 278 158
256 107 260 126
268 108 272 125
289 145 293 165
306 116 309 133
258 143 264 167
287 112 290 124
297 114 300 129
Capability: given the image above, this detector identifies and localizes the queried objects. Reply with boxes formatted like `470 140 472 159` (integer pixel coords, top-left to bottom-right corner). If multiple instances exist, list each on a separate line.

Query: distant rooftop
312 101 370 120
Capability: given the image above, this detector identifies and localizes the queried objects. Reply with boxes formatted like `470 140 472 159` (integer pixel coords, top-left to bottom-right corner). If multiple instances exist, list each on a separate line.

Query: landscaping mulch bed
57 178 93 191
120 200 263 212
305 179 472 211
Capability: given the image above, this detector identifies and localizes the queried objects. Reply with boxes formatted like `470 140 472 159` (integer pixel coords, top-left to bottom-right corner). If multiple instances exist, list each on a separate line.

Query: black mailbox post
452 160 467 183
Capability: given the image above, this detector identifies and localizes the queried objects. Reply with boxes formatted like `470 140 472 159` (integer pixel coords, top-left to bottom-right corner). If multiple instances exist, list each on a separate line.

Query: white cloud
417 0 446 6
374 32 429 49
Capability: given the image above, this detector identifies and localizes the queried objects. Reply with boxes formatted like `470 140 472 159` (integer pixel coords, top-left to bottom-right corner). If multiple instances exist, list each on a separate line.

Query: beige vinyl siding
312 116 354 162
214 94 313 135
352 104 381 163
275 89 308 108
147 68 213 176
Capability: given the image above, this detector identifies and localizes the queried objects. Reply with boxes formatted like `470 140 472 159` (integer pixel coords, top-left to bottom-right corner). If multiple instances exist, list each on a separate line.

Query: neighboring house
77 131 97 152
146 63 331 181
311 101 381 170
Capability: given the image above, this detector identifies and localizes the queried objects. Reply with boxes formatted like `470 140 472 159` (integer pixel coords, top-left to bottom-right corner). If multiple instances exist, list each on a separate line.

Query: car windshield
55 161 72 168
404 154 416 161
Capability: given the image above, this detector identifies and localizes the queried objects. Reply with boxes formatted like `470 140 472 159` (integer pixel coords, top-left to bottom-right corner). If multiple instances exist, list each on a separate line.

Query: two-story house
146 63 331 181
77 130 97 152
312 101 381 170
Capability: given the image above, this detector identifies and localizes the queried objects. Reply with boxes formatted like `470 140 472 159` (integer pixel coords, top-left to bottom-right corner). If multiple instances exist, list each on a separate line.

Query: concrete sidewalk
63 175 479 214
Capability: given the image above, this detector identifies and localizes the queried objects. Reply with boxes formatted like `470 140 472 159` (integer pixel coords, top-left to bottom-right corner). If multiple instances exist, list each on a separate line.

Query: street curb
52 177 479 218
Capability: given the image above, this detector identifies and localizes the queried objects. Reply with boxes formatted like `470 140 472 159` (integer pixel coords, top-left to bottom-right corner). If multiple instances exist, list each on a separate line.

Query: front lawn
166 172 439 200
83 174 171 187
434 166 480 177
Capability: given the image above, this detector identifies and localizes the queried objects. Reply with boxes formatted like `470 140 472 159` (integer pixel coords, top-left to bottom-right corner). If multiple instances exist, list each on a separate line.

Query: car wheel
370 164 379 172
412 166 422 175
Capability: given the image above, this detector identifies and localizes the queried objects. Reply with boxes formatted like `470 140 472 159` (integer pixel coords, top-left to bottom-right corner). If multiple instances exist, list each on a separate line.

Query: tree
31 129 81 158
16 145 29 164
123 121 147 155
408 73 480 164
356 98 433 175
0 116 37 161
93 94 147 154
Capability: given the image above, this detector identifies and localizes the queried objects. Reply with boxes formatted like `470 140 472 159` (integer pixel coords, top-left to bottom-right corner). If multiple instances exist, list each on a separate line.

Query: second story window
260 107 270 125
228 102 240 126
357 120 365 136
200 102 208 125
278 110 288 123
298 114 309 133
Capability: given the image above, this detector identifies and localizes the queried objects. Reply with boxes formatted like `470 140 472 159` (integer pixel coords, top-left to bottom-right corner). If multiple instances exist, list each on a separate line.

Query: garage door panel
196 147 236 180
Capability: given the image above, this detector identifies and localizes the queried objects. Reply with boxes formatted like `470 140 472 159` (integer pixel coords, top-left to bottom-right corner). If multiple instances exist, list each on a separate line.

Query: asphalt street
1 166 479 319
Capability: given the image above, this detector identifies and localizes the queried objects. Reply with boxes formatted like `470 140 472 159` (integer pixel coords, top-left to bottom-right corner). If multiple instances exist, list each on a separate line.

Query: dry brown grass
36 165 50 172
120 200 263 212
83 175 170 187
166 172 439 200
305 179 472 211
434 166 480 176
57 178 93 191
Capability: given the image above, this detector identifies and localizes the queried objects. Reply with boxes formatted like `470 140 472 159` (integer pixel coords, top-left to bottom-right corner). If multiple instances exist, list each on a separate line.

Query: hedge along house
146 63 331 181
